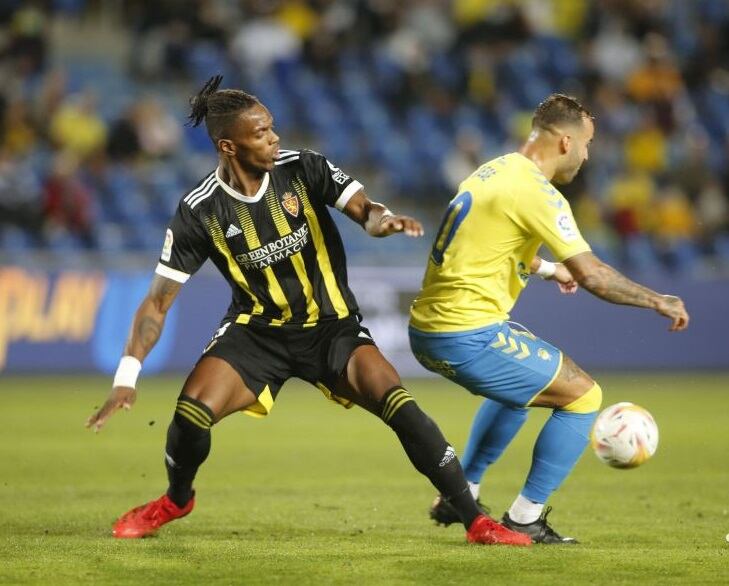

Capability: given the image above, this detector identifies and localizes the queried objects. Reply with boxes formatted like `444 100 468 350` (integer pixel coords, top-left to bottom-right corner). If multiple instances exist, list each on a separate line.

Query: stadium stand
1 0 729 275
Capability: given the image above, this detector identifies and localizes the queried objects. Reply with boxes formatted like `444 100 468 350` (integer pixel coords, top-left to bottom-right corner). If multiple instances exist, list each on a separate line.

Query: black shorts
201 315 377 417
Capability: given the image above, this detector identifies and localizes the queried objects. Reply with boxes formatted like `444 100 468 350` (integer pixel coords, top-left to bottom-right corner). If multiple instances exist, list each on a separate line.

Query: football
591 402 659 469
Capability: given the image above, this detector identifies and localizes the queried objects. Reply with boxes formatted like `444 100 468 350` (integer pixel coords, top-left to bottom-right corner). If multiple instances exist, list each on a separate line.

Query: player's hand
654 295 689 332
379 214 424 237
86 386 137 432
549 263 578 295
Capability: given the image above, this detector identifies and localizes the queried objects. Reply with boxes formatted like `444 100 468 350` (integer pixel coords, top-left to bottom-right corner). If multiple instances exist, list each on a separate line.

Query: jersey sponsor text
235 224 309 270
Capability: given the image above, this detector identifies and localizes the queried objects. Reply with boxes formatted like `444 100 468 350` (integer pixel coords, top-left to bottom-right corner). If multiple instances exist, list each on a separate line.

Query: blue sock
461 400 528 484
522 410 597 503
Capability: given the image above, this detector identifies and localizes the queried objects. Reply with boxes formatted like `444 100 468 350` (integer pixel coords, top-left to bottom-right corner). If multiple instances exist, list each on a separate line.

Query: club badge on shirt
281 191 299 217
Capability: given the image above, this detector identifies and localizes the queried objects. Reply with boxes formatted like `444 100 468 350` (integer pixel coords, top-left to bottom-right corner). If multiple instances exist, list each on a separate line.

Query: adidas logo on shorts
226 224 243 238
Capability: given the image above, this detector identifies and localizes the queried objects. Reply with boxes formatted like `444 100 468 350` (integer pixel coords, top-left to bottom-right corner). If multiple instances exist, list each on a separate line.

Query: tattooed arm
563 252 689 332
123 275 181 360
86 275 182 431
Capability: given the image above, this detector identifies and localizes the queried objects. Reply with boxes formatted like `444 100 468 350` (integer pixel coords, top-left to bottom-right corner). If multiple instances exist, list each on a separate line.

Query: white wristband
535 259 557 279
113 356 142 389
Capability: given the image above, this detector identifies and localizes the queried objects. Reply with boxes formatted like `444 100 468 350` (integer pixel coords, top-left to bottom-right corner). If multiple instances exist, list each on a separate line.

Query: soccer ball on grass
591 402 659 469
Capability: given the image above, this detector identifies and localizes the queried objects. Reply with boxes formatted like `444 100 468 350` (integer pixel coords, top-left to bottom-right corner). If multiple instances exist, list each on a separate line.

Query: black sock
165 396 213 508
381 387 481 529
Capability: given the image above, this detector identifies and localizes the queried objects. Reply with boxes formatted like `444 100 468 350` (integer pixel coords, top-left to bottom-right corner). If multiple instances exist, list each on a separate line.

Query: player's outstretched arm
86 275 183 432
563 251 689 331
343 190 424 238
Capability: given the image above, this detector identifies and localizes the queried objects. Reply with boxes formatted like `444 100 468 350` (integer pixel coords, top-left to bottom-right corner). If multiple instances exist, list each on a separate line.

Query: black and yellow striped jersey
155 149 365 327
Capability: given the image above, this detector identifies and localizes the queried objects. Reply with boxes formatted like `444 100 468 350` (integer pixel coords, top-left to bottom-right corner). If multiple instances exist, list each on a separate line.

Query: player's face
227 104 280 172
554 116 594 184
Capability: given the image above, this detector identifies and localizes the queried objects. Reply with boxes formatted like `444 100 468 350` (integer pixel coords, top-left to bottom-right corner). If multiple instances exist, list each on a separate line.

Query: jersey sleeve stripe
183 173 215 204
155 263 191 283
334 180 364 211
275 155 300 165
188 181 217 209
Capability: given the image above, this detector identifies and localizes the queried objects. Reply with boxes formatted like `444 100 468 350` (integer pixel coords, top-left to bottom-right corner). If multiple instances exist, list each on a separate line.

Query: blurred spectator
623 112 668 174
0 147 44 236
626 34 683 131
32 70 67 138
106 106 141 163
592 82 638 136
654 186 697 242
1 98 37 156
49 91 107 158
0 93 5 141
608 170 656 241
158 19 194 79
671 129 712 198
230 6 301 78
107 97 182 162
442 126 485 192
573 191 615 256
6 1 48 76
42 153 95 248
190 0 234 45
590 16 643 83
404 1 454 54
0 0 728 273
133 98 182 160
277 0 319 41
653 186 698 271
695 179 729 245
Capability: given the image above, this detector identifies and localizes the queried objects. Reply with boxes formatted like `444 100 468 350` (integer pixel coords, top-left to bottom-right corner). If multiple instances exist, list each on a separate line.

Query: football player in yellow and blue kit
409 94 690 543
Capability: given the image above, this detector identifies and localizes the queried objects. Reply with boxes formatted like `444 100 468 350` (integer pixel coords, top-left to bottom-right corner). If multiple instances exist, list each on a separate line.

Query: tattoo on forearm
137 316 162 351
581 264 657 308
151 277 182 311
124 276 180 357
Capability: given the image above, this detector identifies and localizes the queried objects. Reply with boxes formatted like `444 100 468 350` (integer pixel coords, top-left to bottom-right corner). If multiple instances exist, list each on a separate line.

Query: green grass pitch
1 373 728 585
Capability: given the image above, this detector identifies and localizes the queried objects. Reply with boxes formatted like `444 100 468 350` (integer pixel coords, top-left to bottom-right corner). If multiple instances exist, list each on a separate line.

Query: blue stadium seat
624 235 660 272
46 230 84 253
249 77 295 134
96 222 127 253
714 234 729 263
184 124 213 153
143 165 184 221
188 43 233 86
534 36 581 84
0 227 34 252
406 106 452 177
668 239 700 274
498 46 552 109
430 51 463 91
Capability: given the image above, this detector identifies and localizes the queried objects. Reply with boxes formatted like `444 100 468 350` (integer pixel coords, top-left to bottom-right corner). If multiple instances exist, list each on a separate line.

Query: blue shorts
409 322 563 407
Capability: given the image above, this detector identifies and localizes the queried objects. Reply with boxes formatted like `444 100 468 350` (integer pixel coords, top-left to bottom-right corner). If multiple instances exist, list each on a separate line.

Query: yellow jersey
410 152 591 333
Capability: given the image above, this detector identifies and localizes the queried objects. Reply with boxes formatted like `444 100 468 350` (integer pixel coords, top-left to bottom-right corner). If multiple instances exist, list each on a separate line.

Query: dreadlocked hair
188 75 261 143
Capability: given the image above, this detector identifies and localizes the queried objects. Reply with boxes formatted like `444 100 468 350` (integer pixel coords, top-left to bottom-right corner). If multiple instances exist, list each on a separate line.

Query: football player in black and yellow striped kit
86 76 530 546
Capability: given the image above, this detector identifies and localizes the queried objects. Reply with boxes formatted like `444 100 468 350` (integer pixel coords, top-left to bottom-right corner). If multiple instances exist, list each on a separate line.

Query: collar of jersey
215 166 269 203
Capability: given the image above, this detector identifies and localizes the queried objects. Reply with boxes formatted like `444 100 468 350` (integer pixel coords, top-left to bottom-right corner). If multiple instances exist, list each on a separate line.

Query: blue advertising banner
1 266 727 375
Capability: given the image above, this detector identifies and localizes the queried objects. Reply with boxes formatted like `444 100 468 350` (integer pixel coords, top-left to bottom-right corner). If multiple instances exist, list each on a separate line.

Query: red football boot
112 493 195 538
466 514 532 546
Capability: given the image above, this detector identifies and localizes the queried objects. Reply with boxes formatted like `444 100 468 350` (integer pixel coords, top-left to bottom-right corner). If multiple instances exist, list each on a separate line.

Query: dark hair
188 75 261 142
532 93 593 131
